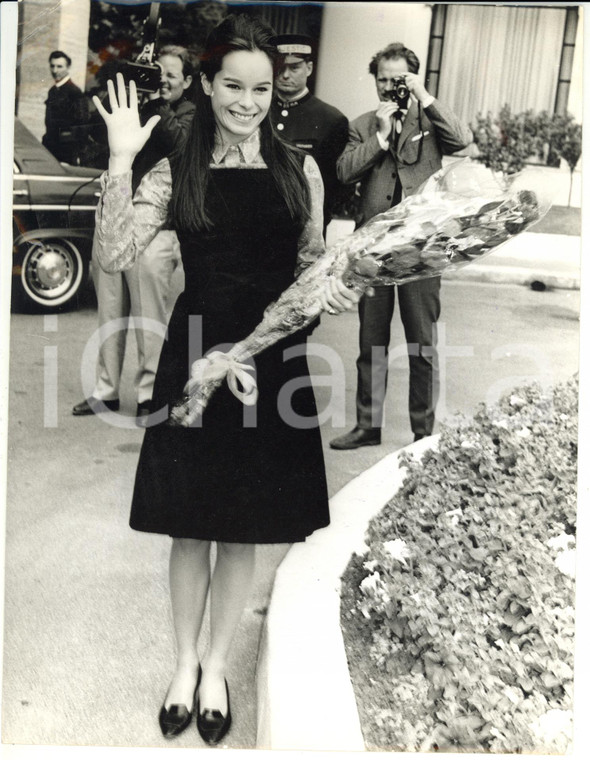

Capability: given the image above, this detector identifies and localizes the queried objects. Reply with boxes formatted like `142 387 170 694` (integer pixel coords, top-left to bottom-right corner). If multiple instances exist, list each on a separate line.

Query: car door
13 118 101 235
12 118 102 310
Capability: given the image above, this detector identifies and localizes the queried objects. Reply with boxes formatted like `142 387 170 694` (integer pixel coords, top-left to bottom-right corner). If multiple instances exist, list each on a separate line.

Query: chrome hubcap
22 239 83 304
35 250 69 288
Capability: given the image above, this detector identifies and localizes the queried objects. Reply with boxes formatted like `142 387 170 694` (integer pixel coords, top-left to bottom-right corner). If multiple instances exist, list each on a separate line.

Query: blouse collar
211 129 262 166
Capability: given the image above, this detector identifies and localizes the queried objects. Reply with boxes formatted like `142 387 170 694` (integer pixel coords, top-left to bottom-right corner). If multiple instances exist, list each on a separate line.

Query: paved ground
1 239 581 751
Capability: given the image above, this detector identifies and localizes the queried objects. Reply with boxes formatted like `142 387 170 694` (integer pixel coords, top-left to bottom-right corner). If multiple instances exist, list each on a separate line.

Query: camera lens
395 82 409 99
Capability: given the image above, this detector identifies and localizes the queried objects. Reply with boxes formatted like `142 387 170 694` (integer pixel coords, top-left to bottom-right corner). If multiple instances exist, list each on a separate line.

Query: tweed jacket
337 97 473 226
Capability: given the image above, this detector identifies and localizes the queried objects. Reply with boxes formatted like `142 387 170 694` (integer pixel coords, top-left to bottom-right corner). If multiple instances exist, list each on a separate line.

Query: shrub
471 106 582 204
471 105 542 181
343 376 578 753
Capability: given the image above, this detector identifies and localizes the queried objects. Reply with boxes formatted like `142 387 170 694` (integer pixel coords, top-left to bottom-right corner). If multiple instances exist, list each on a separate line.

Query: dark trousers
355 277 441 436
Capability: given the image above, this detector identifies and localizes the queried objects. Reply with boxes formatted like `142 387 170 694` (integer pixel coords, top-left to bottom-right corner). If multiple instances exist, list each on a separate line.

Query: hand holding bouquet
169 159 552 427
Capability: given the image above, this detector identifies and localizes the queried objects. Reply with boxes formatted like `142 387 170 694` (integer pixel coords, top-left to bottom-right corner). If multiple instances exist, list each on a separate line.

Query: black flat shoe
330 426 381 450
158 665 202 739
196 678 232 745
72 397 119 416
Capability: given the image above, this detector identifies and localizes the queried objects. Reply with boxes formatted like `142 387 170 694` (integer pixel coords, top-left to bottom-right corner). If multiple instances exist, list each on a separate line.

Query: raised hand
403 73 430 104
376 100 400 141
92 73 161 173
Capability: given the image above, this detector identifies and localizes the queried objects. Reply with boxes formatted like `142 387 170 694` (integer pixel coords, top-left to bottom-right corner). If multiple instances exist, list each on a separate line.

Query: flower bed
340 376 578 753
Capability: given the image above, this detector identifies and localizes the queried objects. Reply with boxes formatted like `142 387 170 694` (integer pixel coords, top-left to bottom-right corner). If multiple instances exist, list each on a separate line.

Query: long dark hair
169 14 311 232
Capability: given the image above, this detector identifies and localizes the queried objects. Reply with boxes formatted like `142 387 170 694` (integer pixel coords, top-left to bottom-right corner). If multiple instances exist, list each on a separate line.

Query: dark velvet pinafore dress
129 166 330 543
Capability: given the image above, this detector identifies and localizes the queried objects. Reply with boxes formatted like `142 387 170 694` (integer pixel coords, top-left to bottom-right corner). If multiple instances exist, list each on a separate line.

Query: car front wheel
16 238 89 310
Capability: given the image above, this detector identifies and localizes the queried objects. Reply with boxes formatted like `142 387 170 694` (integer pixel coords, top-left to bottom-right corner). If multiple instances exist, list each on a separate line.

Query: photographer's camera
117 60 163 94
384 75 410 108
116 2 162 94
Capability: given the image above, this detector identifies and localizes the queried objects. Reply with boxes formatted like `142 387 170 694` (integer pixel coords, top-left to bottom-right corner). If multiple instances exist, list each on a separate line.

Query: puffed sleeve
295 155 326 277
93 158 172 273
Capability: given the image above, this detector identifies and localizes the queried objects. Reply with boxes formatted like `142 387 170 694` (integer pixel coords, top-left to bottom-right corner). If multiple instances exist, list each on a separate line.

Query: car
12 117 102 311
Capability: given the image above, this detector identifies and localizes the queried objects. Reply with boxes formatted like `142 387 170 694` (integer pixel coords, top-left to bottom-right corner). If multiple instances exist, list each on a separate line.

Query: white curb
442 232 581 289
328 219 581 291
256 435 438 750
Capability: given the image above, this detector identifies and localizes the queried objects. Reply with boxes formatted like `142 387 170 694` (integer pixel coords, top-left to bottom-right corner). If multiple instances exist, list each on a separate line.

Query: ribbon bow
190 351 258 406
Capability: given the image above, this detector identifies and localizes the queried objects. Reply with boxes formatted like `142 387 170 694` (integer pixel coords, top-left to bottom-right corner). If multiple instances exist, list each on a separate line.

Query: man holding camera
73 46 195 425
330 42 472 450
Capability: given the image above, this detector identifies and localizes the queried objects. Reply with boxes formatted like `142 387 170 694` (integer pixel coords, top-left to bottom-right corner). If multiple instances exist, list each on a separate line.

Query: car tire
14 238 90 312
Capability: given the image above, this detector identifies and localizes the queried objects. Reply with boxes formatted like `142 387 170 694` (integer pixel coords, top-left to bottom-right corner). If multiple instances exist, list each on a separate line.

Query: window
425 5 578 125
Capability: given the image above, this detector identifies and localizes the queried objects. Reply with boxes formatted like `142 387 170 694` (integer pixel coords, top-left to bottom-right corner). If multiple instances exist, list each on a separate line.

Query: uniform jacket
337 98 473 226
270 92 349 222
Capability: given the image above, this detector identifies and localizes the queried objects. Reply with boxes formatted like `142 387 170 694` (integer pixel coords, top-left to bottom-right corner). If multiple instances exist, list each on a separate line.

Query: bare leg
199 542 256 713
164 537 211 709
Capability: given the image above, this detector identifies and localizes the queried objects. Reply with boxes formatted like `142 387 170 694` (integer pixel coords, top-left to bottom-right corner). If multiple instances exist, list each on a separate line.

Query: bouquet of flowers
169 159 552 427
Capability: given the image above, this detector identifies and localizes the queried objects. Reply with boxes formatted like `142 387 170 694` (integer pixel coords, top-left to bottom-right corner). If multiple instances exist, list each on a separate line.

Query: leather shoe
413 433 426 442
72 397 119 416
330 426 381 450
197 678 232 745
136 401 152 428
158 665 201 739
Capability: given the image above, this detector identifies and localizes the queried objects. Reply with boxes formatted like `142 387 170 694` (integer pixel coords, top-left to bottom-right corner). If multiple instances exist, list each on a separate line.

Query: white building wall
58 0 91 91
315 2 432 122
316 2 583 127
17 0 90 141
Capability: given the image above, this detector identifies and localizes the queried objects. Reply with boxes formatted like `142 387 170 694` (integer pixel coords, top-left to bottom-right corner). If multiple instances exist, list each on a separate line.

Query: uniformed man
270 34 349 229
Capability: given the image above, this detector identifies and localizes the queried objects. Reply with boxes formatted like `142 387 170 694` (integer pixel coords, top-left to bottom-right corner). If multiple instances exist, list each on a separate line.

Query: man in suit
42 51 88 165
73 46 195 426
270 34 349 229
330 42 472 450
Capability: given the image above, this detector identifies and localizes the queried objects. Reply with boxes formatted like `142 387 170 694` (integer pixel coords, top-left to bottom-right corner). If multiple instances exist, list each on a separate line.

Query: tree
550 114 582 206
471 105 542 187
472 106 582 205
87 1 228 90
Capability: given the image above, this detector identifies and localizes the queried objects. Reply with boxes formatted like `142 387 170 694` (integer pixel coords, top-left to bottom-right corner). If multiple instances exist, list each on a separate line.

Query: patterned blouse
93 129 326 278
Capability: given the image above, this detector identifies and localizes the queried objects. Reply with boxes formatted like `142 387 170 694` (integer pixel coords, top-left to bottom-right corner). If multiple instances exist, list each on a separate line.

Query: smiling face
201 49 273 145
49 56 70 83
157 54 192 103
